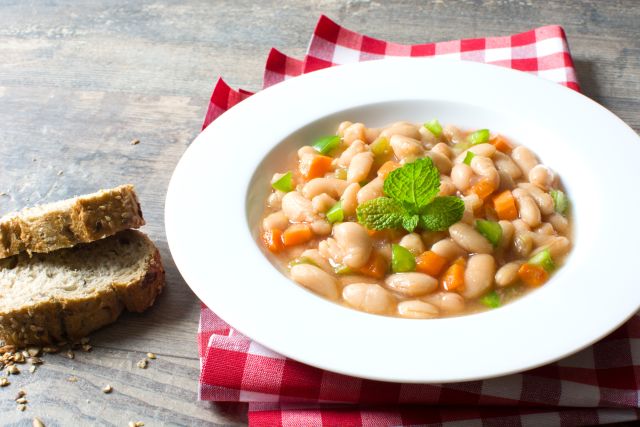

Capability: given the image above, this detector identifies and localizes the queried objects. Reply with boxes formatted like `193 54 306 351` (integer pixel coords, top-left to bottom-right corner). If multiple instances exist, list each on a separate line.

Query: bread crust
0 185 145 259
0 230 164 346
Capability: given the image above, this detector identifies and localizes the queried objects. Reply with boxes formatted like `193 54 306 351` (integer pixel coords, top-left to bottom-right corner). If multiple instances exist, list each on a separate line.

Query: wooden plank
0 0 638 425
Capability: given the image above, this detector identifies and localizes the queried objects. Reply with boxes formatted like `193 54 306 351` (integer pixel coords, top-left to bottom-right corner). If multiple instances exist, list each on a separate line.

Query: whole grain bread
0 185 145 259
0 229 164 346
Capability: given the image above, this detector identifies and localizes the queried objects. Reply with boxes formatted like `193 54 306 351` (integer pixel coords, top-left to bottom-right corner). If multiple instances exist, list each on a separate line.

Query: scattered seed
136 359 147 369
82 344 92 352
66 350 75 359
57 170 63 176
135 423 145 427
29 357 43 365
16 389 26 398
17 403 26 411
102 384 112 394
27 347 41 357
42 346 58 354
128 422 136 427
0 192 7 196
13 352 25 363
33 418 45 427
0 377 9 386
22 350 30 358
146 353 156 360
130 139 140 145
67 375 78 382
7 364 20 374
16 397 27 404
29 366 37 374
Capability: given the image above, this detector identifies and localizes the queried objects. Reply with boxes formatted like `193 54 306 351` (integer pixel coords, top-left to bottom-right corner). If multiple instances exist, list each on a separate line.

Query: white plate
165 58 640 383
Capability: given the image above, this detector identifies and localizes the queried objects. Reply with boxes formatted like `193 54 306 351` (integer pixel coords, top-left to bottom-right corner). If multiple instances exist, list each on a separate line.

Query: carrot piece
302 155 333 180
491 135 513 153
492 190 518 221
440 257 465 291
357 251 389 279
263 229 285 252
282 224 314 247
518 263 549 286
377 160 401 178
416 250 448 277
467 177 496 200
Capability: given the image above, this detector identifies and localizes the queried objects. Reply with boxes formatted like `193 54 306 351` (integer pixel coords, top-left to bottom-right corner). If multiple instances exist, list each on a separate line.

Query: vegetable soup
261 120 572 318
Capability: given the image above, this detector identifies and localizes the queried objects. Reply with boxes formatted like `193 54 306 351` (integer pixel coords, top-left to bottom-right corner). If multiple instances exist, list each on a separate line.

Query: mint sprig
356 158 464 232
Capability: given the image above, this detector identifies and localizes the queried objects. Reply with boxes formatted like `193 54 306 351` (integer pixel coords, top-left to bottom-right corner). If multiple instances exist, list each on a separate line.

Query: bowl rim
165 57 640 383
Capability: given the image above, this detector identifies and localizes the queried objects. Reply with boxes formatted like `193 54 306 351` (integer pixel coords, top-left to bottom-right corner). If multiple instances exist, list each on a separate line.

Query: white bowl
165 58 640 383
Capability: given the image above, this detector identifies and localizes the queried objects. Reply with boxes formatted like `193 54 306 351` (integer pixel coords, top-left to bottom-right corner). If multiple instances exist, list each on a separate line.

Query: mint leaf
383 158 440 212
419 196 465 231
402 214 419 232
356 198 406 230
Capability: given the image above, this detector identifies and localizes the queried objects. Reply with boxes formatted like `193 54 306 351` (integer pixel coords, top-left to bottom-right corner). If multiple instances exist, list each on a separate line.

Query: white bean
449 222 493 254
443 124 465 145
312 193 337 213
462 254 496 299
438 175 457 196
424 292 465 314
431 238 466 261
357 176 384 204
303 177 349 199
390 134 424 161
290 264 339 300
337 140 366 168
547 212 569 235
340 182 360 217
300 249 333 273
498 220 515 250
451 163 473 192
513 232 533 258
343 283 396 314
262 211 289 230
470 156 500 188
385 272 438 297
493 151 522 179
497 170 516 191
347 152 374 183
333 222 372 269
339 275 379 286
426 151 452 174
518 183 555 215
529 165 555 190
364 127 381 144
495 262 523 287
418 125 438 146
337 121 352 137
281 192 315 222
512 188 541 228
380 122 422 140
399 233 425 255
397 300 439 319
343 123 366 145
297 145 317 160
533 236 571 259
511 145 538 176
267 190 285 209
431 142 453 159
310 218 332 235
454 143 496 163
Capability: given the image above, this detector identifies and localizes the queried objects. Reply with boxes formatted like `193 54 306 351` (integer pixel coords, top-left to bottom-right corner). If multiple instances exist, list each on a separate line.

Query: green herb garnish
356 158 464 232
467 129 490 145
550 189 569 215
481 290 501 308
424 119 443 138
312 135 341 155
391 244 416 273
529 248 555 272
271 171 294 192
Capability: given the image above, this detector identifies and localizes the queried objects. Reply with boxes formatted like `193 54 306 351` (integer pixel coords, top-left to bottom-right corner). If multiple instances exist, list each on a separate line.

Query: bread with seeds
0 184 145 259
0 230 164 346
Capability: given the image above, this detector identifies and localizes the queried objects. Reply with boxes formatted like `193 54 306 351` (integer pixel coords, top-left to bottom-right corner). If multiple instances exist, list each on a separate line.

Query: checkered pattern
198 15 639 426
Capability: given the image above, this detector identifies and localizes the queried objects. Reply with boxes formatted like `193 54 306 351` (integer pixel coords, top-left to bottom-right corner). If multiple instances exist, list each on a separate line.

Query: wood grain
0 0 638 425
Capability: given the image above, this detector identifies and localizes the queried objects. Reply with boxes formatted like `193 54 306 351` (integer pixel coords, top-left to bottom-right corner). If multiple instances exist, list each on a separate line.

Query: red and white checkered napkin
198 15 640 426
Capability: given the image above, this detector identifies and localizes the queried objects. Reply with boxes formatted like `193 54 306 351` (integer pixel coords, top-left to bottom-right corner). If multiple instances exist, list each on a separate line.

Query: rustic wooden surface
0 0 638 425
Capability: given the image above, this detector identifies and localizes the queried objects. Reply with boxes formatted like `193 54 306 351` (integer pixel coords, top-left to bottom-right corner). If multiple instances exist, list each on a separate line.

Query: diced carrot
467 177 496 200
492 190 518 221
377 160 401 178
440 257 465 291
491 135 513 153
416 250 448 277
357 251 389 279
302 155 333 180
263 229 285 252
518 263 549 286
282 224 314 247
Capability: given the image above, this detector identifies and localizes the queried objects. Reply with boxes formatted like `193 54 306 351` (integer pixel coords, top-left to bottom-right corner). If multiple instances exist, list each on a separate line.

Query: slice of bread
0 229 164 346
0 184 145 259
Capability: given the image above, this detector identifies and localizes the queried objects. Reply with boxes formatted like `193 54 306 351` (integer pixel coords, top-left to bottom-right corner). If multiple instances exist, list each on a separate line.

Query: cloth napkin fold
198 15 640 427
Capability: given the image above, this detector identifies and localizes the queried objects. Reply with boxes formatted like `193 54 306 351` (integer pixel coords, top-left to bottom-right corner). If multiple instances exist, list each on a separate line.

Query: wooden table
0 1 638 425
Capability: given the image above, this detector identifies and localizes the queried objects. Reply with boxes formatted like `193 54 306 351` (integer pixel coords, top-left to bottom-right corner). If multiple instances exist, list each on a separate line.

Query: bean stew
260 120 572 318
